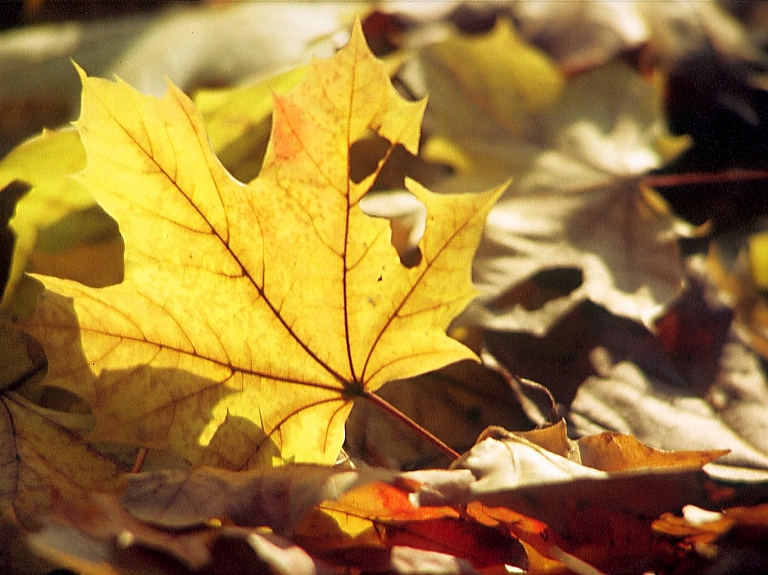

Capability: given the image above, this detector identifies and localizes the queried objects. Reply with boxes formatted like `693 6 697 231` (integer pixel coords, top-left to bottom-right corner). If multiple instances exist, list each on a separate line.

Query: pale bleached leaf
121 464 390 535
509 0 760 73
409 20 693 334
570 342 768 483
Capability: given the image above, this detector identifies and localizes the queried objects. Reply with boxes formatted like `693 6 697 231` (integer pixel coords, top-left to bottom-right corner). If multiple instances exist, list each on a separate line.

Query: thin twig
642 169 768 189
129 446 149 473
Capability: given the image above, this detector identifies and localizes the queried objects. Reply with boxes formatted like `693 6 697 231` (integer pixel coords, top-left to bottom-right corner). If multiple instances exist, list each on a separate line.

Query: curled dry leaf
409 425 724 574
497 418 726 474
120 464 390 535
569 269 768 483
295 479 527 572
13 21 502 469
406 19 694 334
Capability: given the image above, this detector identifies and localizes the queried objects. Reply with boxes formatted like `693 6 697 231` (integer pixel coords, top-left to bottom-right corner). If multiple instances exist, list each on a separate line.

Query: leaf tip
349 16 367 50
71 59 87 84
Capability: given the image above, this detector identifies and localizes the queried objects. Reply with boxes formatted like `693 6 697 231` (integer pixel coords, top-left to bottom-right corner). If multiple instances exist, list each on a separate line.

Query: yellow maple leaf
14 22 501 469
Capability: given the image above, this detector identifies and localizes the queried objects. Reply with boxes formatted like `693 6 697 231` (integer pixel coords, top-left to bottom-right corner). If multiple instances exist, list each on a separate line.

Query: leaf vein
360 211 474 382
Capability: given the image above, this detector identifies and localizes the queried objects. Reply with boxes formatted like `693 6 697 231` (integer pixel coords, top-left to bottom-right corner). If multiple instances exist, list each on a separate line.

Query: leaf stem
642 169 768 188
361 390 460 461
129 447 149 473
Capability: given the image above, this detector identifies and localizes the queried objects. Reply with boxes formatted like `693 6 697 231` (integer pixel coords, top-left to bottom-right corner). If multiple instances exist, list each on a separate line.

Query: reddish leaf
295 480 527 571
654 274 732 380
410 426 725 574
466 502 568 575
652 503 768 573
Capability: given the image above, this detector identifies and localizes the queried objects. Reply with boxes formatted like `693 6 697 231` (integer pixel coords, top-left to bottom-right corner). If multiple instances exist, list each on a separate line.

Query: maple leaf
194 54 436 189
408 19 695 335
13 22 500 469
193 65 308 183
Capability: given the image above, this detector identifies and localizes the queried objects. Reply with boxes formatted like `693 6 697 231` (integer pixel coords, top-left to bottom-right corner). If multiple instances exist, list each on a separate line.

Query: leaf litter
0 8 768 575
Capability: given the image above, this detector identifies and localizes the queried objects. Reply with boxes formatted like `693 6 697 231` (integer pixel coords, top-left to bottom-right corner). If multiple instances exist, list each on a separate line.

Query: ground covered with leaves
3 2 768 575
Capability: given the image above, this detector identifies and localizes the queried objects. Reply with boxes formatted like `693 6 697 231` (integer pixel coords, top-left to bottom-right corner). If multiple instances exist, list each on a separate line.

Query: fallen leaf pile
2 5 768 575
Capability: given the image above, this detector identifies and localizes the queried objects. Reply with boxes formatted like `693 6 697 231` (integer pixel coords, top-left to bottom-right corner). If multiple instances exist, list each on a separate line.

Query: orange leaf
412 425 726 574
295 480 527 571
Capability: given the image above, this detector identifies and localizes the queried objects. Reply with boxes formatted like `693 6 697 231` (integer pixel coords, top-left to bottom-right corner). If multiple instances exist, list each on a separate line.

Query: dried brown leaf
569 271 768 483
121 464 388 535
410 426 724 574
